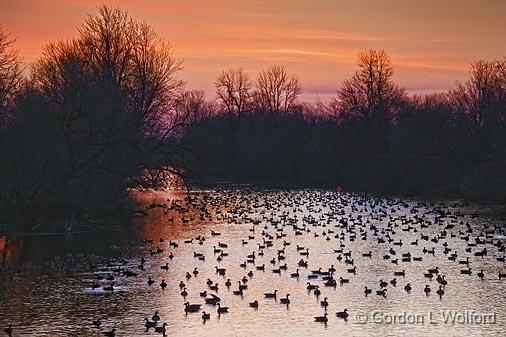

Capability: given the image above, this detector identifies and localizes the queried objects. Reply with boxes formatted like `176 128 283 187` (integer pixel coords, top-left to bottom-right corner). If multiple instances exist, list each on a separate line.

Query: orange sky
1 0 505 99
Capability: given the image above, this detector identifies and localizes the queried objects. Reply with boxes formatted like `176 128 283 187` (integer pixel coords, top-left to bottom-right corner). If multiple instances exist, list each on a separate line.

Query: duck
280 294 290 304
335 309 349 319
314 313 328 323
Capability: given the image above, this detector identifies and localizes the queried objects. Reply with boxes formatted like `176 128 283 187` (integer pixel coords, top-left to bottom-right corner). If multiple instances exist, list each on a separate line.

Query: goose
238 281 247 290
215 267 226 275
264 290 278 298
404 283 412 292
147 277 155 286
202 312 210 321
394 270 405 277
477 270 485 279
179 281 186 289
249 300 259 308
290 269 300 278
364 287 372 295
154 323 167 335
314 287 321 296
160 263 169 271
436 285 445 297
335 309 349 319
339 277 349 284
217 303 229 314
144 318 157 329
184 302 201 313
103 328 116 337
152 311 160 322
424 285 431 295
499 272 506 279
314 313 328 323
225 279 232 287
379 279 388 288
280 294 290 304
160 279 167 290
4 325 12 336
181 288 188 297
256 264 265 271
232 288 243 296
306 282 318 290
460 268 472 275
376 289 387 297
320 297 329 307
205 295 221 305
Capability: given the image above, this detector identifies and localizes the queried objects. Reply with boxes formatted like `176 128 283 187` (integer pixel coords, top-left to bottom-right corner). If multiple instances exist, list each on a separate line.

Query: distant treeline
0 6 505 233
182 52 506 201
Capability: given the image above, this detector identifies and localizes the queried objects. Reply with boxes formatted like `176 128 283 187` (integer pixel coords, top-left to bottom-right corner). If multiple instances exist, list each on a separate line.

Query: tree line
0 6 505 233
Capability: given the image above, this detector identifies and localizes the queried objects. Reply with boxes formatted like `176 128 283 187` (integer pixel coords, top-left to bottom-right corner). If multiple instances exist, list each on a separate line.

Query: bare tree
0 25 23 118
215 66 251 121
450 59 506 130
255 65 302 114
338 50 405 123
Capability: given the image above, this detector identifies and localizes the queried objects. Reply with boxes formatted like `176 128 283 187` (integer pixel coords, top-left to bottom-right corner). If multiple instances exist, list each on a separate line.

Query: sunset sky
1 0 505 99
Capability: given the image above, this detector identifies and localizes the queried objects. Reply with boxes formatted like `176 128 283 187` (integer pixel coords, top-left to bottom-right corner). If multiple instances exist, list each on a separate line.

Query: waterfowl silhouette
314 313 328 322
154 323 167 335
217 303 229 314
4 325 12 337
335 309 348 319
264 290 278 298
280 294 290 304
144 318 157 329
202 312 210 321
249 300 259 308
102 328 116 337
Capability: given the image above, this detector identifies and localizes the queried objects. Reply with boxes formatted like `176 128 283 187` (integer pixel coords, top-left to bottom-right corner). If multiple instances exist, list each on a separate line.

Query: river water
1 189 505 336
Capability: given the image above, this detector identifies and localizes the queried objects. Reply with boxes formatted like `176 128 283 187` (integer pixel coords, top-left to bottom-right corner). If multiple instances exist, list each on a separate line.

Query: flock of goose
2 189 506 336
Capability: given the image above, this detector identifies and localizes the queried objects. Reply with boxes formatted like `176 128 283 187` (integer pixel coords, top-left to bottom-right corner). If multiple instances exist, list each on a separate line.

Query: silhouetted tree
215 67 251 121
0 25 23 121
338 50 406 124
255 65 302 114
